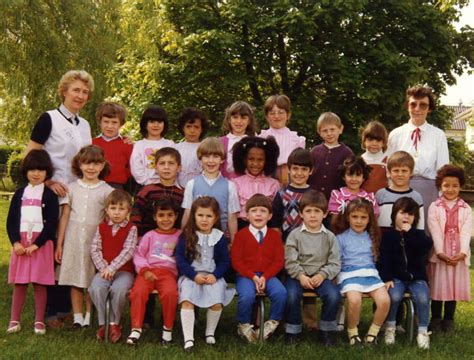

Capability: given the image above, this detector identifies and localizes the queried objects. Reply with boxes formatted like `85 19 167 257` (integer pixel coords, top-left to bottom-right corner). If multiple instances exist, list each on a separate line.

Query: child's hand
257 276 266 293
13 242 25 256
54 246 63 263
194 274 207 285
399 223 411 232
24 244 39 256
101 269 114 281
385 281 394 289
437 253 451 263
299 274 314 290
310 274 325 288
450 253 466 264
205 274 217 285
46 180 68 197
144 271 157 282
252 275 264 294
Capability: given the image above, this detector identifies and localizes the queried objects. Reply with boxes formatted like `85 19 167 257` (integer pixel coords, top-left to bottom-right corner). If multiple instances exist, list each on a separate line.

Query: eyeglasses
268 110 287 116
408 102 429 110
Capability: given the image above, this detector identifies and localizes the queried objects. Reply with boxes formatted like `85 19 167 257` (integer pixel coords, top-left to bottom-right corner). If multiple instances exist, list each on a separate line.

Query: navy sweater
378 228 433 282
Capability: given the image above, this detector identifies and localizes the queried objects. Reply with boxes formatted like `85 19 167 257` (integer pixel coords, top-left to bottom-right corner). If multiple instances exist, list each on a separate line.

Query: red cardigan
231 227 284 280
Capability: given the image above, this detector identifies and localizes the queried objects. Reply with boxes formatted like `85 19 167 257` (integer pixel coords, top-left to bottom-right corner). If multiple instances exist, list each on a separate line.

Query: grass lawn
0 198 473 359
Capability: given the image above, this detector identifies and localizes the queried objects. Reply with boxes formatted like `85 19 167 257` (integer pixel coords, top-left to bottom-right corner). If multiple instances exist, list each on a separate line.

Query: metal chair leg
403 296 415 343
258 296 265 342
104 291 112 343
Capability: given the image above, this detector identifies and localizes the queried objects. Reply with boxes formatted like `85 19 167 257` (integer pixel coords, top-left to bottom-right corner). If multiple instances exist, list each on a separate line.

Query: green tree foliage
111 0 474 149
0 0 122 144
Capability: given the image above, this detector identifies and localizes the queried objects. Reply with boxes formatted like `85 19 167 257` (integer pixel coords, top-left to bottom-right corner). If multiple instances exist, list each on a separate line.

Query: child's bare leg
71 287 84 326
206 304 223 344
371 287 390 326
346 291 362 329
181 301 195 350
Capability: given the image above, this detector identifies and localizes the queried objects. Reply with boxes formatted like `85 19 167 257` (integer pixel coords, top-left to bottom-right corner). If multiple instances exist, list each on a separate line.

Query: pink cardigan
428 197 472 266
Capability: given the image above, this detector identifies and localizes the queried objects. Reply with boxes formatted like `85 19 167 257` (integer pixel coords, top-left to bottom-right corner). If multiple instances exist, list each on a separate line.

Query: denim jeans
235 274 287 324
387 278 430 329
285 277 341 334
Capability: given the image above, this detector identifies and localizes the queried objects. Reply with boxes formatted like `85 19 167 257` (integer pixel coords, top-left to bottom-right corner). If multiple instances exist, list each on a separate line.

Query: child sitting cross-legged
284 190 341 346
231 194 287 342
89 190 138 343
126 198 181 346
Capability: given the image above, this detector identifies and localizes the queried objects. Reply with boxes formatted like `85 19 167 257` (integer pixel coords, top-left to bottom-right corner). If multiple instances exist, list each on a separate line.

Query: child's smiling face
266 105 289 129
230 113 250 136
349 209 369 234
154 208 177 232
441 176 461 201
245 147 265 177
27 169 47 186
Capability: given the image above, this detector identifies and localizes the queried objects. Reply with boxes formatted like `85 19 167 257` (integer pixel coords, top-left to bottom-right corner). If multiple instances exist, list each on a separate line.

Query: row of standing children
5 92 471 351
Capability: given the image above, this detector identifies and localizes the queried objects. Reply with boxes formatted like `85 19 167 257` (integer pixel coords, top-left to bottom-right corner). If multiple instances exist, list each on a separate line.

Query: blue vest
192 174 229 231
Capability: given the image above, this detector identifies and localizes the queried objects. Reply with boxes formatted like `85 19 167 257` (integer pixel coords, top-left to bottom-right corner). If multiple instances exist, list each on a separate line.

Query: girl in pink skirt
428 164 472 332
6 150 59 335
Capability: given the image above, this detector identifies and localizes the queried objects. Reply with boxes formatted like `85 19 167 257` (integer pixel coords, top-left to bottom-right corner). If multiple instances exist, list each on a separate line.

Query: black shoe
429 318 442 333
442 319 454 333
318 331 337 347
183 340 194 352
285 333 299 345
72 322 82 329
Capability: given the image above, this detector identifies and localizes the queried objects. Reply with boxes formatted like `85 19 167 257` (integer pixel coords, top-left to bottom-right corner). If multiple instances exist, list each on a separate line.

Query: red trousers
129 268 178 329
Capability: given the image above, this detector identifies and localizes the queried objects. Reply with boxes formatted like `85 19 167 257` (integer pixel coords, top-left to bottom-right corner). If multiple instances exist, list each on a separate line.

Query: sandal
349 335 362 346
126 329 142 345
34 321 46 335
6 321 21 334
364 334 378 345
205 334 216 345
184 339 194 352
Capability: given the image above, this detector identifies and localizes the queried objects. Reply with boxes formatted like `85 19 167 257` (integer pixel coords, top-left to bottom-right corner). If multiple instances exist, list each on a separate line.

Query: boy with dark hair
284 190 341 346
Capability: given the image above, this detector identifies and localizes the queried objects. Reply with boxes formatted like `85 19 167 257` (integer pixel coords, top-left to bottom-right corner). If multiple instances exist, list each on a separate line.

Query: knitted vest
44 109 91 184
99 221 134 273
193 174 229 231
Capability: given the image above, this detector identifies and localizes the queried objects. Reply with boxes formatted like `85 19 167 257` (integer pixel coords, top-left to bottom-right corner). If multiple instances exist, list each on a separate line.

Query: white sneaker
417 331 431 350
237 323 257 343
263 320 279 340
384 327 396 345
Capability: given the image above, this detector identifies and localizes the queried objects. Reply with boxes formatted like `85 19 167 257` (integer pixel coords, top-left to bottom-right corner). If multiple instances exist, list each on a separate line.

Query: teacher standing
27 70 94 197
25 70 94 328
386 85 449 220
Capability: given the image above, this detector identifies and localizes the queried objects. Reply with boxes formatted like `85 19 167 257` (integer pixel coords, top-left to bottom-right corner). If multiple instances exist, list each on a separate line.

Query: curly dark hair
435 164 466 189
332 198 381 259
139 105 168 138
341 155 371 182
232 136 279 176
177 107 209 140
182 197 222 261
20 149 54 181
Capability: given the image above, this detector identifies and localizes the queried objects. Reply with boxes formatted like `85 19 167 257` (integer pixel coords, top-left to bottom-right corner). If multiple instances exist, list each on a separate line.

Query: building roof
446 105 471 130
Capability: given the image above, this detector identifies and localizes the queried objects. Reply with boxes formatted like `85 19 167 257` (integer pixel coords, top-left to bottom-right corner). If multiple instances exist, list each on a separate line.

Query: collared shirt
97 133 122 142
58 104 78 124
387 120 449 180
300 223 327 234
249 224 267 243
90 220 138 273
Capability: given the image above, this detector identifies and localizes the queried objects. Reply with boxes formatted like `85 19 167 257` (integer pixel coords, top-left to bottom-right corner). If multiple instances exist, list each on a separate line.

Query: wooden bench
256 291 415 343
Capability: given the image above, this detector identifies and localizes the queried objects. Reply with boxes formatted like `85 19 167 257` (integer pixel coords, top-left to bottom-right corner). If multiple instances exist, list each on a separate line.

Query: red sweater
93 136 133 185
231 227 284 280
100 221 135 273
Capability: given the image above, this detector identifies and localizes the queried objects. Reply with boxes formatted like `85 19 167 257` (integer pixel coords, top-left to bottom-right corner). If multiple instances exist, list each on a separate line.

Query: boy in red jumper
231 194 287 342
89 190 138 343
92 102 133 189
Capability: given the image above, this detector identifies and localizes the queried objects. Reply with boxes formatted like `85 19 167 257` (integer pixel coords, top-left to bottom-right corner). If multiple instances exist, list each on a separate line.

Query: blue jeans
387 279 430 330
285 277 341 334
235 274 287 324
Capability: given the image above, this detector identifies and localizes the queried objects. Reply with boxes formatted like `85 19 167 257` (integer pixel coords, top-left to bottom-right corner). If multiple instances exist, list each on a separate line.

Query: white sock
162 327 172 342
205 308 222 337
83 312 91 326
129 328 142 340
180 309 195 346
73 313 84 325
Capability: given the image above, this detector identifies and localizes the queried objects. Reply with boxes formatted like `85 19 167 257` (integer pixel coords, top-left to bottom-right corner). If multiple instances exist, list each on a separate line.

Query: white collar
98 133 122 142
197 228 223 247
301 223 327 234
249 224 267 240
77 179 105 189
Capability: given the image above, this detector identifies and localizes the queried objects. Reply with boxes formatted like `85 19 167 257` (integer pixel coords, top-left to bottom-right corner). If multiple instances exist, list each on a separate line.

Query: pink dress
328 187 379 215
428 197 472 301
8 184 55 285
232 172 281 219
